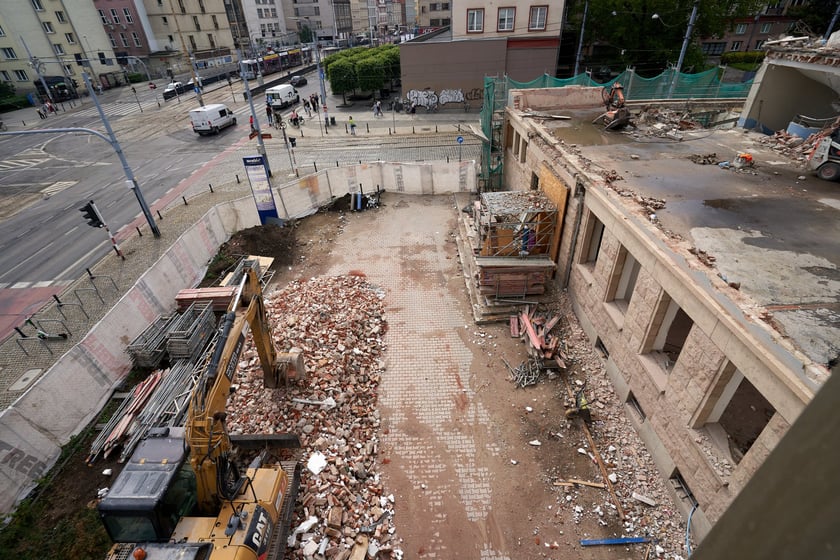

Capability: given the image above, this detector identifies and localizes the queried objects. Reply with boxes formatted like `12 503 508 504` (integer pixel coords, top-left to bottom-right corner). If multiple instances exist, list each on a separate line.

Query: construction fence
480 66 755 189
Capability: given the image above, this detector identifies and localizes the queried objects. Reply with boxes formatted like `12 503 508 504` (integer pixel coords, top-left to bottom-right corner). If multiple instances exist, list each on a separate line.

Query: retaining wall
0 159 475 515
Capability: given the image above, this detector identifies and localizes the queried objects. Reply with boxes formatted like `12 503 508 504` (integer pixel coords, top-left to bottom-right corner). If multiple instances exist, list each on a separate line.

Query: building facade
142 0 236 77
400 0 561 95
0 0 119 97
497 85 831 541
416 0 450 29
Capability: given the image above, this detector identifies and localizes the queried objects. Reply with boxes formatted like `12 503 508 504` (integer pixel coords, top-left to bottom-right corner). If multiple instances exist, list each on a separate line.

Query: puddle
550 120 631 146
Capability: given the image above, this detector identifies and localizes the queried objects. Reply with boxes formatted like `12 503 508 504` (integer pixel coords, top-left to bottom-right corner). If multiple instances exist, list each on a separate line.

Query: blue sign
457 136 464 144
243 155 279 224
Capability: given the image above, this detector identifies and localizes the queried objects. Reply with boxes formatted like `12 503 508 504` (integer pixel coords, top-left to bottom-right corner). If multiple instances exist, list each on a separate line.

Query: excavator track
266 460 302 560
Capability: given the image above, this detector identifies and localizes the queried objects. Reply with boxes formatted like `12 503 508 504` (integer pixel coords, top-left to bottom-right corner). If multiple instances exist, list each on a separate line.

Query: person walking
249 114 255 133
36 107 46 120
266 104 273 124
348 116 357 135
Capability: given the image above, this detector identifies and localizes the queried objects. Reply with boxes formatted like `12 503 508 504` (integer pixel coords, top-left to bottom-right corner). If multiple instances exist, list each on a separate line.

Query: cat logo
245 506 274 554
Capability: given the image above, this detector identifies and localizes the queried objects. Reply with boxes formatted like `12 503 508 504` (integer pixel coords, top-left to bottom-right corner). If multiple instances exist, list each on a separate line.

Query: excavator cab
593 82 631 131
98 428 197 543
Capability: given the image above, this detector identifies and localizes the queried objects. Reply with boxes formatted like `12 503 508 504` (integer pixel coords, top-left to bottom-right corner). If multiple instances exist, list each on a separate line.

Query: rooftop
525 108 840 374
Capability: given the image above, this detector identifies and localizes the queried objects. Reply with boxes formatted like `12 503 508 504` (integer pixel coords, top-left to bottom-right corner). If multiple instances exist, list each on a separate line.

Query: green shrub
720 51 765 66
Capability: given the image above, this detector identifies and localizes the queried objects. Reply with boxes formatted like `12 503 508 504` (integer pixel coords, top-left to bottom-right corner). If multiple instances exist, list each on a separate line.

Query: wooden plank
520 311 543 350
510 315 520 337
544 315 561 334
349 535 369 560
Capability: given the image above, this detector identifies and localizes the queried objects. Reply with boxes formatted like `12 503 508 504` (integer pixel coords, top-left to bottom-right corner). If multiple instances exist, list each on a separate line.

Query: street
0 70 481 340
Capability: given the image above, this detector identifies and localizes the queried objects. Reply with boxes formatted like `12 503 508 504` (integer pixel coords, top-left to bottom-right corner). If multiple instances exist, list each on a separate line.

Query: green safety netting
480 67 753 183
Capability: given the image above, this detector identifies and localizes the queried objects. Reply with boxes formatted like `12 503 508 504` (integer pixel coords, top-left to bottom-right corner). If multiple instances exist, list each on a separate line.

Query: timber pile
224 274 401 560
477 264 550 297
512 306 569 369
175 286 237 312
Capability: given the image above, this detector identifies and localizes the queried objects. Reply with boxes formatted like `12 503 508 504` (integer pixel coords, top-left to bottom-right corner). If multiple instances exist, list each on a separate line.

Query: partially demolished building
496 71 839 543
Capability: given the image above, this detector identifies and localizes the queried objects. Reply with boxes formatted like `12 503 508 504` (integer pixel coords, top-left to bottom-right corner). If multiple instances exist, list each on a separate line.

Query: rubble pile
225 274 401 560
754 120 839 163
517 295 693 557
633 107 703 141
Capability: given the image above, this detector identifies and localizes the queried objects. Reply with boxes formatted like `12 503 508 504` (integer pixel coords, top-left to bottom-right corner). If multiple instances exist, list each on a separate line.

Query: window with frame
580 212 604 265
109 34 117 47
529 6 547 30
467 9 483 32
188 35 197 50
132 32 141 46
430 18 441 26
605 247 641 315
53 43 64 55
162 16 169 25
65 32 75 43
208 34 215 48
0 70 10 81
2 47 18 59
198 0 206 13
730 40 742 50
55 11 66 23
257 8 263 18
497 7 515 31
99 9 108 24
14 69 28 80
760 22 771 33
32 0 44 11
641 293 694 373
442 18 451 25
701 42 726 55
0 25 4 36
193 16 201 30
120 32 128 47
755 39 765 49
271 8 277 17
178 0 186 14
314 6 320 15
43 21 55 33
111 9 120 24
124 8 134 23
212 15 219 29
735 23 747 34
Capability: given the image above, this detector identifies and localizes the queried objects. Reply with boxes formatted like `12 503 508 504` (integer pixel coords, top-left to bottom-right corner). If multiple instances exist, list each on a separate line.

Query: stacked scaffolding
126 314 178 368
166 303 216 360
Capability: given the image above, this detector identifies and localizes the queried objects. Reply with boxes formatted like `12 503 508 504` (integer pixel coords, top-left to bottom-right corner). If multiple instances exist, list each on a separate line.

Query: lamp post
654 0 699 99
573 1 589 77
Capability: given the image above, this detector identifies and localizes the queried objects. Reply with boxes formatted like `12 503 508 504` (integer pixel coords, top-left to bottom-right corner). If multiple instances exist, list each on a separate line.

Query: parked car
290 75 307 87
163 82 186 100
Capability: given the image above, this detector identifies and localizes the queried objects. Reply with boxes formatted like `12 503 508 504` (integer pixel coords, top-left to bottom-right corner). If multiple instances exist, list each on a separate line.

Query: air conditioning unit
121 24 127 30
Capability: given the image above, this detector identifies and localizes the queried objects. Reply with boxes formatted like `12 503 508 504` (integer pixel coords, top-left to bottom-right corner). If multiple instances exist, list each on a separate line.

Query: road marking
64 226 79 236
42 181 78 196
54 239 109 281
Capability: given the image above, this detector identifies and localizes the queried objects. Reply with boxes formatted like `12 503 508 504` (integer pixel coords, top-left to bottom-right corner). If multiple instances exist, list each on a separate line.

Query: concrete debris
754 118 839 164
632 491 657 507
689 153 719 165
688 246 717 268
223 274 402 559
529 440 542 447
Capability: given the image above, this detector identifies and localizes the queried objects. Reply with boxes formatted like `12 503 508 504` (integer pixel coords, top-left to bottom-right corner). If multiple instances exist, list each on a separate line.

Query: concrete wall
500 104 815 542
0 160 475 515
400 38 508 95
740 60 839 133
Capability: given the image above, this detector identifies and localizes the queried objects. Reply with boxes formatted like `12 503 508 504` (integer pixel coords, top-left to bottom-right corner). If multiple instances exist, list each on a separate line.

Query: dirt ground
5 204 686 560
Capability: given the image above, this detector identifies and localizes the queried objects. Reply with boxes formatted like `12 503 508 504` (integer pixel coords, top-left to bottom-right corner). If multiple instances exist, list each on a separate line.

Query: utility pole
81 72 161 237
573 1 588 77
238 50 272 178
167 0 205 106
21 37 54 104
668 0 699 99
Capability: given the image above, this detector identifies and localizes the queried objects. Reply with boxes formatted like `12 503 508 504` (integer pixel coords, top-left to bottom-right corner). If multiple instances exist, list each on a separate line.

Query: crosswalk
0 279 73 289
0 158 50 171
69 101 145 120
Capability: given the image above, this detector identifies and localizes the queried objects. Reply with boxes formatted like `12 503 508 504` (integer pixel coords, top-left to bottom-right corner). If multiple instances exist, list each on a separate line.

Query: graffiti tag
438 89 464 105
407 90 439 108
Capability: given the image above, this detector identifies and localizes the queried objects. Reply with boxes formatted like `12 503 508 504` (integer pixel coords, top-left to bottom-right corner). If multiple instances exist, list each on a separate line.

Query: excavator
98 261 306 560
593 82 631 131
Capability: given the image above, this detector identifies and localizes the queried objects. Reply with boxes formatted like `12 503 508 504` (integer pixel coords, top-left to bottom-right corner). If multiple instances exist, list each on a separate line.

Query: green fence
480 67 754 187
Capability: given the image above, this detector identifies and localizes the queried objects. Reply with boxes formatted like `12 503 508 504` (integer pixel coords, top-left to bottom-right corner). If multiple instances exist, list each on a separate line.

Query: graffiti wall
405 87 483 108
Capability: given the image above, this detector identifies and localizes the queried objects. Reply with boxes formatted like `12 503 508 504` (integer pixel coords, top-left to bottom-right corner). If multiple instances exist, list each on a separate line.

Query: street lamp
653 0 699 99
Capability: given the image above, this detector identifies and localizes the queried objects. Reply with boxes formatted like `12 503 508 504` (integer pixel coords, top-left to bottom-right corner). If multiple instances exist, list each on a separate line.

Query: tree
356 56 386 94
299 25 314 44
0 81 15 99
787 0 839 37
328 58 356 105
575 0 765 77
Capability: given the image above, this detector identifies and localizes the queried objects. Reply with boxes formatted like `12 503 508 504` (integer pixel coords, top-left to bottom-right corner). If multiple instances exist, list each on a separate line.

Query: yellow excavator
98 261 305 560
593 82 631 131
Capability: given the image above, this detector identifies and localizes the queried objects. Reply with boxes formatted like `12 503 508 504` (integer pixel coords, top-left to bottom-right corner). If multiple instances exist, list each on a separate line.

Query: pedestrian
348 116 356 135
36 108 46 120
47 101 56 114
249 114 255 132
375 100 382 117
266 104 273 124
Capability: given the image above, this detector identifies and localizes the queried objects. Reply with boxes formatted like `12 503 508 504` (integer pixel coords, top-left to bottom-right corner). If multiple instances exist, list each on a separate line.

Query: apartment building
0 0 118 97
416 0 450 29
143 0 236 76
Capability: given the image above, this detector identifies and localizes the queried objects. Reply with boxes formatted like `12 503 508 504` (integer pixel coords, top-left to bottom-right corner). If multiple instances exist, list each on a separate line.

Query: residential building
400 1 561 95
0 0 118 97
416 0 450 30
224 0 250 54
142 0 236 77
242 0 289 53
281 0 343 43
701 1 804 57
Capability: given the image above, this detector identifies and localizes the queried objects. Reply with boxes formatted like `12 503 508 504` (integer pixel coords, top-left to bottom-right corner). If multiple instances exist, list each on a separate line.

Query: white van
265 84 300 109
189 103 236 135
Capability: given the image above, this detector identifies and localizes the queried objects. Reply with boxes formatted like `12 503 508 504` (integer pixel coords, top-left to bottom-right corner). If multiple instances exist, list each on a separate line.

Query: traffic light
79 201 103 228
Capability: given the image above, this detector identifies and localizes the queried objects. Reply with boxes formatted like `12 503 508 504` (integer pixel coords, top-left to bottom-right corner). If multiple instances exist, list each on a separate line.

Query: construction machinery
98 261 305 560
807 129 840 181
593 82 631 131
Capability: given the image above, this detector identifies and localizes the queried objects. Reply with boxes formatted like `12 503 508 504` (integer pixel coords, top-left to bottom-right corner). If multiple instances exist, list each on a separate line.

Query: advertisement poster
243 155 279 224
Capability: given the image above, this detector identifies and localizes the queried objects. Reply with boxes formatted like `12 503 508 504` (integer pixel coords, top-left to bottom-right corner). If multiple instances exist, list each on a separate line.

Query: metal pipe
667 0 699 99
